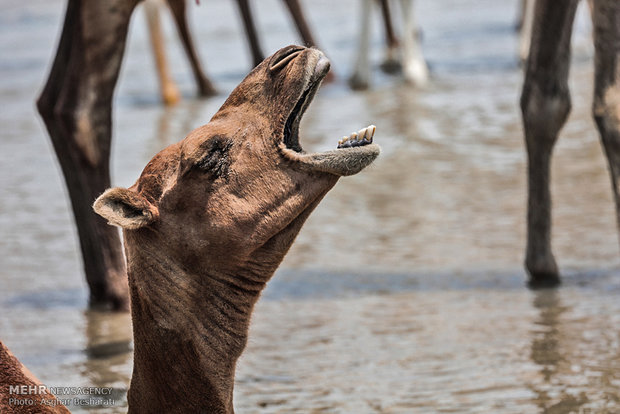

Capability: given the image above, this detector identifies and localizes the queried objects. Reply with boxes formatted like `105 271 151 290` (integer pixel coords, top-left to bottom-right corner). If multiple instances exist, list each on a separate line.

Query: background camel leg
36 0 140 311
145 0 182 105
166 0 217 96
235 0 265 67
518 0 535 63
591 0 620 242
520 0 579 287
282 0 317 47
349 0 373 90
378 0 401 74
399 0 428 85
281 0 334 81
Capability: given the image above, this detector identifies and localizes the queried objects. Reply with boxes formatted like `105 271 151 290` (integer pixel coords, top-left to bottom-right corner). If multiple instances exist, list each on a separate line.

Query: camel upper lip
283 55 330 153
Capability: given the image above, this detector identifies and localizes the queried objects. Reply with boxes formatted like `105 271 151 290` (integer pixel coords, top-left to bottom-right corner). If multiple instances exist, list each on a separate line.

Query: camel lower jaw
284 143 380 176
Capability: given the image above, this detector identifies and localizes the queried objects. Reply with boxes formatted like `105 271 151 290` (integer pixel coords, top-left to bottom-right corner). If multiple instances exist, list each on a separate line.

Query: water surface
1 0 618 412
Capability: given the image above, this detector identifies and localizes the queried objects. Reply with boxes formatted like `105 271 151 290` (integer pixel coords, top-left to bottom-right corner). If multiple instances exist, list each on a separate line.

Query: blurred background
1 0 619 412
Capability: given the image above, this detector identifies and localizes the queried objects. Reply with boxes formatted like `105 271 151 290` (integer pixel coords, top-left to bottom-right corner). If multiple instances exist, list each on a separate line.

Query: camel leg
591 0 620 240
378 0 401 74
165 0 217 97
520 0 579 287
235 0 265 67
145 0 182 105
349 0 373 90
36 0 141 311
282 0 317 47
399 0 428 85
281 0 334 81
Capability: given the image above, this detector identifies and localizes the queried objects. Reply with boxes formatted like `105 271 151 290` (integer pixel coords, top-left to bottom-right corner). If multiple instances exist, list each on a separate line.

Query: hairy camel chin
91 45 380 413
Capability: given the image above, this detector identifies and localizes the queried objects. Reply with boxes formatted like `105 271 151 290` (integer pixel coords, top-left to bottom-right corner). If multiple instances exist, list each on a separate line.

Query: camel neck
125 241 266 413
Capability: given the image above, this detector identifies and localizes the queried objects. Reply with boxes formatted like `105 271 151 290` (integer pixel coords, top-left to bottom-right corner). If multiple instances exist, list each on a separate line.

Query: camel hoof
380 58 402 75
348 73 369 91
197 78 218 98
527 274 561 289
525 256 560 289
403 62 429 87
162 84 182 106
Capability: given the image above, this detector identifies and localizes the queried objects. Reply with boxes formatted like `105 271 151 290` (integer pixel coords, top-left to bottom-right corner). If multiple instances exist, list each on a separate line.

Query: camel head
93 45 380 276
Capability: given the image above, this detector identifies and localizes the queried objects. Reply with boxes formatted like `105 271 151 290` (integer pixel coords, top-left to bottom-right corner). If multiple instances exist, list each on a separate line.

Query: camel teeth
357 128 367 140
337 125 376 149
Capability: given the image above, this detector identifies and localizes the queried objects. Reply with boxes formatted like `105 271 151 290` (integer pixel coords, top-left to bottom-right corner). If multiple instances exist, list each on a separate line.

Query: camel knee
39 95 106 168
349 70 370 91
520 83 571 152
36 90 57 124
593 86 620 195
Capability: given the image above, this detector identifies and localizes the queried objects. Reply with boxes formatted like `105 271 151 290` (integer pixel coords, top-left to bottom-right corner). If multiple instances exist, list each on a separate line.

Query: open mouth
283 75 321 153
282 57 376 153
280 51 380 176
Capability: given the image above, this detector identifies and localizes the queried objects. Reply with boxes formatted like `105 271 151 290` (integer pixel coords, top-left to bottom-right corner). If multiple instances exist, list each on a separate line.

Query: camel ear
93 187 158 229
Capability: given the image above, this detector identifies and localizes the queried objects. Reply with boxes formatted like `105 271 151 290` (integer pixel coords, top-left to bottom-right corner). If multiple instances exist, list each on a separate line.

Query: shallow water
1 0 619 412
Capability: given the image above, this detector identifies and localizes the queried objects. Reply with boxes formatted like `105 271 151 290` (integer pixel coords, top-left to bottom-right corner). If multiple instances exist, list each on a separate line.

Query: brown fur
0 341 70 413
93 46 379 413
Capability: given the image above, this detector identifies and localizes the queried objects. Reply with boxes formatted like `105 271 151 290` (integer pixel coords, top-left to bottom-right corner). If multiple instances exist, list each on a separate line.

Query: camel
145 0 322 105
520 0 620 287
2 45 378 413
349 0 429 90
0 341 70 414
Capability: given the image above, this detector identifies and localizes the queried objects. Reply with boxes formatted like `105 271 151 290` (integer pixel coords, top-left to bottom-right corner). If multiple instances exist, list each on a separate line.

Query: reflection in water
531 289 566 383
81 311 132 411
528 289 582 413
528 287 620 413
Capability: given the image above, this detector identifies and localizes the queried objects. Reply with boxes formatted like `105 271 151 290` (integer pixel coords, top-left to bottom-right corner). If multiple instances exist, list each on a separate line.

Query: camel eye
269 46 304 73
193 136 233 179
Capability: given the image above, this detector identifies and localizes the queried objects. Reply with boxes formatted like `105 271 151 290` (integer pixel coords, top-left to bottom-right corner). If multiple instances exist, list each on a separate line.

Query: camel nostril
269 46 304 72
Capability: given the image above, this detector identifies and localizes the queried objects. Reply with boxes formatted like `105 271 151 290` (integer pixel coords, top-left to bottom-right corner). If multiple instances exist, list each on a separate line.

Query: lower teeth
337 125 375 149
